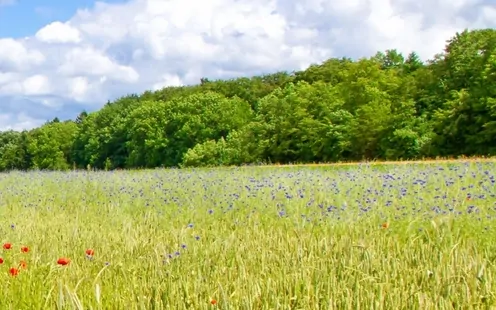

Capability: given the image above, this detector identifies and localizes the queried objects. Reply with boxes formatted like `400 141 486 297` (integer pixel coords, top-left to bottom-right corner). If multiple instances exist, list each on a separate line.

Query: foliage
1 29 496 170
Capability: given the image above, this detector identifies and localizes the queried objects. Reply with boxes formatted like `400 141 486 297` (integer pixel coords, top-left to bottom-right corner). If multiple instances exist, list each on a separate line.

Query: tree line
0 28 495 171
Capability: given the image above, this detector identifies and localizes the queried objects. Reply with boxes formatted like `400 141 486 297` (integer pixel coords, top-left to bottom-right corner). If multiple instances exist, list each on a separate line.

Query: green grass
0 161 495 309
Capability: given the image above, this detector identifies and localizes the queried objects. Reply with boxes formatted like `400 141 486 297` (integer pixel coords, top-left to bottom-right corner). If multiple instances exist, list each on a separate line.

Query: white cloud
0 72 18 85
22 74 52 96
0 112 42 131
57 47 139 83
0 39 45 70
67 76 89 100
35 22 82 43
480 6 496 25
152 74 183 91
0 74 51 96
0 0 495 130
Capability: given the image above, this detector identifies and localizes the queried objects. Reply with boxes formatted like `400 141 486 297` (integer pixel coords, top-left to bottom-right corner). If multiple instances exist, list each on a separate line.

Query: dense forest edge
1 28 496 171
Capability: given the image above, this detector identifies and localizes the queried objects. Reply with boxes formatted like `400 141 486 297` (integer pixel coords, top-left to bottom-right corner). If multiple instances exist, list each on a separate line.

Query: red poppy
210 299 217 305
3 243 12 250
19 260 27 269
57 257 71 266
0 257 3 264
9 267 19 276
21 246 29 253
382 222 389 229
85 249 94 256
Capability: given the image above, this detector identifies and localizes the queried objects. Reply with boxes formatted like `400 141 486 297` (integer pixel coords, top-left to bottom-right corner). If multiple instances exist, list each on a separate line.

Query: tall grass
0 161 495 309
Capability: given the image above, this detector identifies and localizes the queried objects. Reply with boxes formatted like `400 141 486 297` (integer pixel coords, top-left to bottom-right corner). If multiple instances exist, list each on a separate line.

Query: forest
0 28 495 170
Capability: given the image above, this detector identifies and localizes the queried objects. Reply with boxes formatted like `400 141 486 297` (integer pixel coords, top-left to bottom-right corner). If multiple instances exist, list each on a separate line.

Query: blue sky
0 0 495 131
0 0 126 37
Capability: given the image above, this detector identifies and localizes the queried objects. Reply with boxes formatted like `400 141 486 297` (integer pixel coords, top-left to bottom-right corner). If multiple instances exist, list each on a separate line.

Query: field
0 161 495 309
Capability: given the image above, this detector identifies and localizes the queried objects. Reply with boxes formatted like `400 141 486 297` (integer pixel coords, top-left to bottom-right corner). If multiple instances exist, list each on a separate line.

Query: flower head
9 267 19 276
21 246 29 253
57 258 71 266
3 243 12 250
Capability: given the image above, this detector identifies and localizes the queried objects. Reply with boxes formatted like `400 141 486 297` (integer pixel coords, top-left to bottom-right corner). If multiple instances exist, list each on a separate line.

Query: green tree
431 29 496 155
125 92 253 167
27 121 78 170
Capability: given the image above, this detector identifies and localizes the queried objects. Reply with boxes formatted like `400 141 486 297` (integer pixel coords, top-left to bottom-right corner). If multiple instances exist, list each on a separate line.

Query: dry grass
254 156 496 168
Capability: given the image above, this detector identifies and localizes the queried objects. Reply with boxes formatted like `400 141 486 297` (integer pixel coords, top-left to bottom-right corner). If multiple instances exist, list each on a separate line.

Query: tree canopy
1 29 495 170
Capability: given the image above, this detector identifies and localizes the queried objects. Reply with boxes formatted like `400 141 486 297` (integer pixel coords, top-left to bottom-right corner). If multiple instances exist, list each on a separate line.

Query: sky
0 0 495 131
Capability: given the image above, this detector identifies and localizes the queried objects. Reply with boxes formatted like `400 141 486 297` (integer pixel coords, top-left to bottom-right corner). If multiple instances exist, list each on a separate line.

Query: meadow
0 161 495 309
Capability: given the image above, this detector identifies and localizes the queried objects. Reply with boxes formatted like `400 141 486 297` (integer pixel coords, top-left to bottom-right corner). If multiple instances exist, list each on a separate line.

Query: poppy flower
85 249 94 256
21 246 29 253
9 267 19 276
57 258 71 266
382 222 389 229
210 299 217 305
3 243 12 250
0 257 3 264
19 260 27 269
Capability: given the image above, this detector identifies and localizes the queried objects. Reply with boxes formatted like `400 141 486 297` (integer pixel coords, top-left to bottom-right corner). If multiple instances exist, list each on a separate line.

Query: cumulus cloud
57 47 139 83
0 39 45 71
0 74 52 96
0 0 495 131
0 113 43 131
35 22 82 43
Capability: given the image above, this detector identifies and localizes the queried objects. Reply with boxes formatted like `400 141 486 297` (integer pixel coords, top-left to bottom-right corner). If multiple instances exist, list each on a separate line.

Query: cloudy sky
0 0 494 131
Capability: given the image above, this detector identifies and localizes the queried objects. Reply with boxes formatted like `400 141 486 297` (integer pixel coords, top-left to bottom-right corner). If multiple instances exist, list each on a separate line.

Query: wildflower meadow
1 161 495 309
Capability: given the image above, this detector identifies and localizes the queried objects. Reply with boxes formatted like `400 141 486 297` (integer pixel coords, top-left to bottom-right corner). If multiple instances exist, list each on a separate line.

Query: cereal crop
0 161 495 309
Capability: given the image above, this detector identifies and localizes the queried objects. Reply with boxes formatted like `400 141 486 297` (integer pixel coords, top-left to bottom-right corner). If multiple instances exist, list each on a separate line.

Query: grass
253 155 496 168
0 161 495 309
